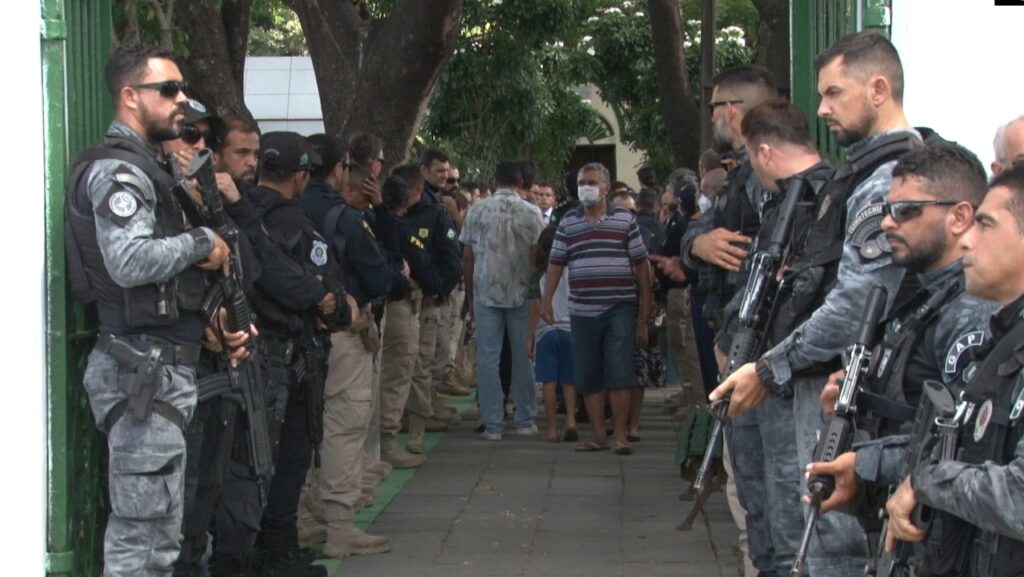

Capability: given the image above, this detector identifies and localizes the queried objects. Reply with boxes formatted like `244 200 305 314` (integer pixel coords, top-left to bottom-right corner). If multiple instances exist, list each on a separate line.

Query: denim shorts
570 303 637 396
535 329 575 384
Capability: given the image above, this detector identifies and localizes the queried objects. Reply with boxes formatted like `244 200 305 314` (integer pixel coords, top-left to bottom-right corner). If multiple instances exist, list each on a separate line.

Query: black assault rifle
186 148 275 504
691 176 808 492
790 285 888 576
870 379 963 577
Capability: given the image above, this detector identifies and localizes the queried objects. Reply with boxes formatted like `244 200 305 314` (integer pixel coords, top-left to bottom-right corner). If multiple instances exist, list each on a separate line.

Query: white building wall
6 2 47 575
892 1 1024 174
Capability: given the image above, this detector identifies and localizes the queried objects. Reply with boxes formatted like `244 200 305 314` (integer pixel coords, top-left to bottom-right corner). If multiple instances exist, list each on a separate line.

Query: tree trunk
751 0 790 98
648 0 702 170
175 0 254 119
286 0 463 167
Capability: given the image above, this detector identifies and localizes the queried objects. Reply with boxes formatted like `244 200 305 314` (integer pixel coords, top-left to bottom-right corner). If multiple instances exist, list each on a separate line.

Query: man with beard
712 31 927 576
677 65 778 576
805 144 996 577
64 44 248 577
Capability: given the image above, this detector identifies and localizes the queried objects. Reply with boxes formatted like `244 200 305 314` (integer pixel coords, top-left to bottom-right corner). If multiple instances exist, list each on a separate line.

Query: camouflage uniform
911 294 1024 577
75 122 214 577
759 129 920 577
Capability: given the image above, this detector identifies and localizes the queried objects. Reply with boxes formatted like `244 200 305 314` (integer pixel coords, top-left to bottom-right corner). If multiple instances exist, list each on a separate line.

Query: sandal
613 441 633 455
574 440 609 452
563 428 580 442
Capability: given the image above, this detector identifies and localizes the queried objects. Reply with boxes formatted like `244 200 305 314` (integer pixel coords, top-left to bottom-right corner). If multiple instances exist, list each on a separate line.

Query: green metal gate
43 1 112 576
790 0 891 160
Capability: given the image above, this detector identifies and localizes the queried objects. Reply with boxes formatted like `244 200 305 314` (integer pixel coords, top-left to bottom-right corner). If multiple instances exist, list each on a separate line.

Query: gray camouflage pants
83 338 196 577
793 374 871 577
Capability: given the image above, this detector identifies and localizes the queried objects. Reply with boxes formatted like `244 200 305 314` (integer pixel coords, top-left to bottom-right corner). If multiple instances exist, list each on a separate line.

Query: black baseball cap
307 133 347 175
183 99 216 125
261 132 321 173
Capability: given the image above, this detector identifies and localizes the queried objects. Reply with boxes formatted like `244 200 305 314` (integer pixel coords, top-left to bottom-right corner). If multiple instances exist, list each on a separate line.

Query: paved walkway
328 388 741 577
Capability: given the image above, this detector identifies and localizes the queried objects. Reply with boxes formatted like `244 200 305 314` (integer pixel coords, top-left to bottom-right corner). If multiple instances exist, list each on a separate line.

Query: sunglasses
882 199 958 223
446 177 460 185
131 80 189 99
179 125 210 146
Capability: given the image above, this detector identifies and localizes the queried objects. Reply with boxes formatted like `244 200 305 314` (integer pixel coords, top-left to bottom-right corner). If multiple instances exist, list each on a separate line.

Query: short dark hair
443 190 469 212
419 148 449 168
391 164 424 189
636 166 656 187
985 165 1024 233
381 175 409 211
213 115 260 152
105 44 180 104
637 189 657 211
699 149 721 176
711 65 778 109
892 144 987 207
741 100 815 150
348 132 383 167
308 133 346 180
517 160 537 189
815 31 904 104
495 161 522 187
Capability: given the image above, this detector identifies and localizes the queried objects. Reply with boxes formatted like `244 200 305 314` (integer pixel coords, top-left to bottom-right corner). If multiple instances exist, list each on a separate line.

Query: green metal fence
790 0 891 160
43 1 111 576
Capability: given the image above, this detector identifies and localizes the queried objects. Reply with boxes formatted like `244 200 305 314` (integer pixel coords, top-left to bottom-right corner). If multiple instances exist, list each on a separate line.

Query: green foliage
582 1 753 176
249 0 307 56
421 0 605 185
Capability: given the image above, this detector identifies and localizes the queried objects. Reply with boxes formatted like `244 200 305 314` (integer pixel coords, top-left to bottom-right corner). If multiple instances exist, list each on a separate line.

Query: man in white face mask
542 163 652 455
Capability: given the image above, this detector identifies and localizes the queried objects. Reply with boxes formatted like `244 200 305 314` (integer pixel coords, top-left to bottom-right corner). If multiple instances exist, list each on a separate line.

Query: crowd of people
68 27 1024 577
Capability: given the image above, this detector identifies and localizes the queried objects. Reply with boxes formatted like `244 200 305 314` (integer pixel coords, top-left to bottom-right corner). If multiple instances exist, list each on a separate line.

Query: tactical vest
65 134 206 336
699 160 759 301
955 319 1024 577
861 280 964 437
768 132 924 347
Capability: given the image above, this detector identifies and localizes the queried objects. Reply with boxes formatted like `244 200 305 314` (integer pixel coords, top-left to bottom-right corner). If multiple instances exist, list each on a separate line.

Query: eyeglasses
179 125 210 146
130 80 189 99
708 99 744 112
882 200 958 223
446 177 460 185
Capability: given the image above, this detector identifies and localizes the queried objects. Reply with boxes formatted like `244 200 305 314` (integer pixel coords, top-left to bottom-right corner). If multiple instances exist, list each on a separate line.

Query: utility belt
258 334 296 366
95 334 201 433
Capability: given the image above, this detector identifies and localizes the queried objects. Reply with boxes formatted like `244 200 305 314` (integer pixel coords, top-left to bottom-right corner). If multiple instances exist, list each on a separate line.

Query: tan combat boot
407 415 428 454
381 434 425 468
431 400 461 425
323 503 390 557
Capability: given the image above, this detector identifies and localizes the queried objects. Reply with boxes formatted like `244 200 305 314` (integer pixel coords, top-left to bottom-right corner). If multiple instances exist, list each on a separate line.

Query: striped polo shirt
548 205 648 316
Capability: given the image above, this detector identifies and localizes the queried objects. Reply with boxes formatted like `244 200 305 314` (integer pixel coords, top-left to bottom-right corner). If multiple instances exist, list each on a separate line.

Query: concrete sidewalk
332 389 742 577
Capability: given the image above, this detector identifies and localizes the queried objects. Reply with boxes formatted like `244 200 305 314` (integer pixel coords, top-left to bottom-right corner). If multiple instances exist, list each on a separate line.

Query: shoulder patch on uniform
446 228 456 240
945 330 985 375
848 203 891 260
107 190 138 218
418 228 430 239
310 240 329 266
113 170 148 195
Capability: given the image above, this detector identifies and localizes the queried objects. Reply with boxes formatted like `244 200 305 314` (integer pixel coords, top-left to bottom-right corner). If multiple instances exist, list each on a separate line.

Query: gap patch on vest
945 330 985 376
848 203 891 260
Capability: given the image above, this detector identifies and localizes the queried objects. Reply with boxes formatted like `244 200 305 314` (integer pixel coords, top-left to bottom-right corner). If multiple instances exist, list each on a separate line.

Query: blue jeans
474 300 536 434
794 375 870 576
569 303 637 397
690 291 719 395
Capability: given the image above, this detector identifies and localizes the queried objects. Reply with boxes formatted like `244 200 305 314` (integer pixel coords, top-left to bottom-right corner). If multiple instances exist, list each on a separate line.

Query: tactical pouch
918 511 972 577
360 316 382 354
124 281 179 327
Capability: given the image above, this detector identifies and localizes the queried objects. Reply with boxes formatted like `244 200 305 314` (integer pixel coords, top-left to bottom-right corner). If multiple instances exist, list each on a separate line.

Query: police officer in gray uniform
712 32 923 576
885 167 1024 577
804 144 998 576
64 44 246 577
